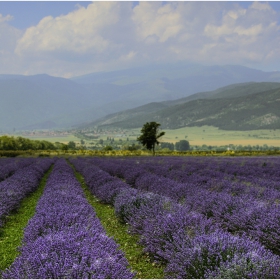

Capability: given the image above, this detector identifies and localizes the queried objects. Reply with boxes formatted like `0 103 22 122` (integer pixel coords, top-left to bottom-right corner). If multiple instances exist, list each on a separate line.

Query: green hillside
2 64 280 132
162 82 280 106
89 83 280 131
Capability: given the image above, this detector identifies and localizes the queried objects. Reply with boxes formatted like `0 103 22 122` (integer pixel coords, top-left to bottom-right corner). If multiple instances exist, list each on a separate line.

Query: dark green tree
137 122 165 155
68 141 76 150
175 140 190 151
126 143 141 151
160 142 174 151
103 145 113 151
61 144 68 151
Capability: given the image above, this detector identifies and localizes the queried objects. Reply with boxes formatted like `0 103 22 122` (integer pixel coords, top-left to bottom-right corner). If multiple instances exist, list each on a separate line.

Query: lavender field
1 155 280 278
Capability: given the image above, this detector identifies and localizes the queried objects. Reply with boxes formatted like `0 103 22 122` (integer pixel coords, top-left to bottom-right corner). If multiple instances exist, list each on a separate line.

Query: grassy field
13 126 280 147
26 135 81 144
160 126 280 146
125 126 280 146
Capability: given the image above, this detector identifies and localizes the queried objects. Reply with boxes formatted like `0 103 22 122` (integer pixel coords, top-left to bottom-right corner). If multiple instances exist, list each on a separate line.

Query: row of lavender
1 158 134 279
137 156 280 197
92 156 280 202
88 156 280 255
0 157 54 228
0 157 36 182
71 157 280 278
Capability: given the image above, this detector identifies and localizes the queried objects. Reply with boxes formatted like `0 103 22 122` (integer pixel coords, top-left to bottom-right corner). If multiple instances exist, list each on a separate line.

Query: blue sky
0 2 90 29
0 1 280 77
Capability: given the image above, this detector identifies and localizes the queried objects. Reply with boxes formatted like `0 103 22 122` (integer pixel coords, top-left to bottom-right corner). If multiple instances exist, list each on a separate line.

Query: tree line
0 136 60 150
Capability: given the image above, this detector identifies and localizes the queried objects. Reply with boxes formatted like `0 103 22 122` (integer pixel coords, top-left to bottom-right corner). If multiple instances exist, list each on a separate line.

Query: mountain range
86 82 280 131
1 62 280 132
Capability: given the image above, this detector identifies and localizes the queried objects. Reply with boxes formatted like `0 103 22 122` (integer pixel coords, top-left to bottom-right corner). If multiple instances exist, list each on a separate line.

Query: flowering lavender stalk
162 230 280 279
0 157 36 182
2 158 134 279
0 158 54 228
73 157 280 278
88 157 280 253
70 157 132 204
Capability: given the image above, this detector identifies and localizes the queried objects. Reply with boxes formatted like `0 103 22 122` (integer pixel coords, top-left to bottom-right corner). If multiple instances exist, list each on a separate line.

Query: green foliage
137 122 165 155
124 143 142 151
103 145 113 151
54 142 65 150
175 140 190 151
160 142 174 151
0 135 57 151
61 144 69 151
67 141 76 150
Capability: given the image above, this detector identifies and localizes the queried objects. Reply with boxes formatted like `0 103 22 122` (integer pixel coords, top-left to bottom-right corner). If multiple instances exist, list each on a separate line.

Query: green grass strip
0 165 53 273
71 165 165 279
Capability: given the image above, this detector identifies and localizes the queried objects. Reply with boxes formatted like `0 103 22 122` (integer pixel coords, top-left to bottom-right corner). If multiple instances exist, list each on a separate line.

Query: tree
160 142 174 151
126 143 141 151
103 145 113 151
137 122 165 155
68 141 76 150
61 144 68 151
175 140 190 151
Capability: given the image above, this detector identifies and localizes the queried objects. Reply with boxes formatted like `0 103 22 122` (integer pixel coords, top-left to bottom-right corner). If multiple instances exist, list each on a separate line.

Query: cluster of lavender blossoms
89 157 280 253
0 158 54 228
0 157 36 182
2 158 134 279
72 156 280 278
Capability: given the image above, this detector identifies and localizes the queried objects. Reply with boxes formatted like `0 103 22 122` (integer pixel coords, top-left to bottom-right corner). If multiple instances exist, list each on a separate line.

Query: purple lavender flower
2 159 134 279
0 158 54 228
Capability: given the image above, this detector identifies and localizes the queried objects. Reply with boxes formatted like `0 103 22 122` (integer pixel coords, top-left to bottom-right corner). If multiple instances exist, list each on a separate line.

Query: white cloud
132 2 183 43
199 1 280 66
121 51 137 61
250 2 272 11
0 13 13 23
0 1 280 76
234 23 263 36
0 14 23 74
15 2 121 55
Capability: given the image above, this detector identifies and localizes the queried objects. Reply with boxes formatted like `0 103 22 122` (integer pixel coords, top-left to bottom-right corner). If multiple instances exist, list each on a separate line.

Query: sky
0 1 280 78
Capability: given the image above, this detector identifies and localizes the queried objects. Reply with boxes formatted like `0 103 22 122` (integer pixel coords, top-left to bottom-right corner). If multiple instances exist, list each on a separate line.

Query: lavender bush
140 207 218 263
0 158 54 228
164 230 280 279
114 189 178 234
0 158 35 182
70 156 280 278
90 156 280 253
2 159 134 279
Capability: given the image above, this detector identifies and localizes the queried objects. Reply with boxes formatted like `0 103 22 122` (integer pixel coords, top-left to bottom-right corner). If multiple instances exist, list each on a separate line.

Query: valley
1 63 280 150
13 126 280 149
1 63 280 132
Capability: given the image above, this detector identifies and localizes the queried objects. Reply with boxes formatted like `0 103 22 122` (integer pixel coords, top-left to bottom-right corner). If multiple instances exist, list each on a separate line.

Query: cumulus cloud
132 2 183 43
251 2 272 11
0 1 279 76
0 13 24 74
200 2 280 65
15 2 124 56
0 13 19 49
0 13 13 23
